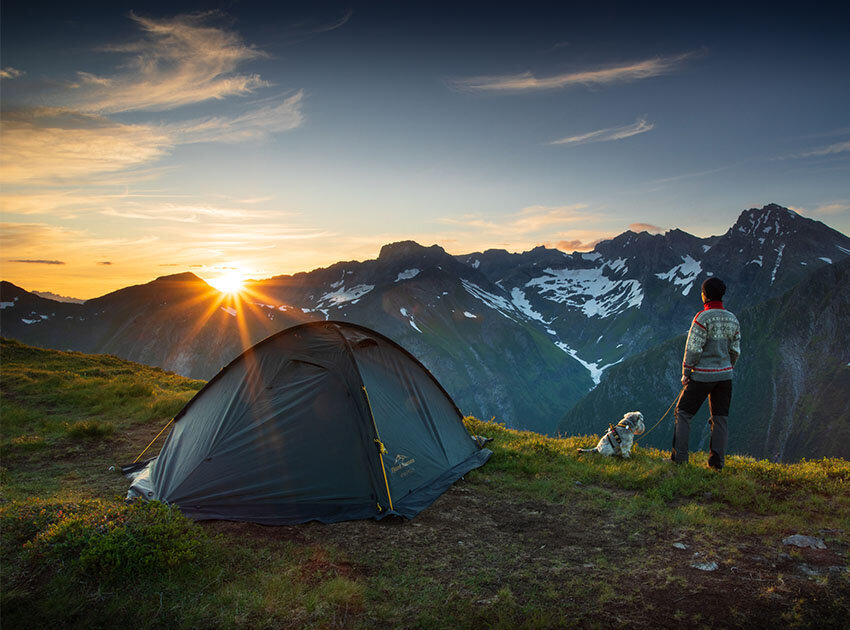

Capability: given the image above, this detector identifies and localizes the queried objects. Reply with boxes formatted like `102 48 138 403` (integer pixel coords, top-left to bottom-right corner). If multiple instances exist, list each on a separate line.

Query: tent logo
391 453 416 474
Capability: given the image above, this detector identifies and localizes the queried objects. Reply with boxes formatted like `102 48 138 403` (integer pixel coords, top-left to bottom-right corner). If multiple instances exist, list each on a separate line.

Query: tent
124 321 491 524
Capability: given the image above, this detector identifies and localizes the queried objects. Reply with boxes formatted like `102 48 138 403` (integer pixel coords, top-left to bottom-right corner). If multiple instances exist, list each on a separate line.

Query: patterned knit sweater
682 301 741 382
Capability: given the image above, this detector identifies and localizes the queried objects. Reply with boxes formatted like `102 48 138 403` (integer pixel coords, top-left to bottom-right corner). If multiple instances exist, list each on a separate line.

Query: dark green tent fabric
125 321 491 524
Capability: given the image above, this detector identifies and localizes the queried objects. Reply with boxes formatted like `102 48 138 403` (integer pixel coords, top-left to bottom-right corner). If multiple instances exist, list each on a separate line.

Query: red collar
703 300 724 310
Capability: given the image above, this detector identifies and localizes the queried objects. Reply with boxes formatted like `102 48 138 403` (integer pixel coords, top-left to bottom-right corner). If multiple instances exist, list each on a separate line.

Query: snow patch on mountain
553 341 625 386
819 257 832 264
655 255 702 295
21 319 39 324
510 287 549 323
319 284 374 306
837 245 850 255
395 268 420 282
771 244 785 285
461 279 519 321
525 267 644 318
399 307 422 332
604 258 628 274
0 301 14 309
582 252 601 261
463 311 477 319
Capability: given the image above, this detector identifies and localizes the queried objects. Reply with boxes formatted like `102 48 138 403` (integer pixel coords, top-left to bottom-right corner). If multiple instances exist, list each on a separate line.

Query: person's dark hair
701 277 726 301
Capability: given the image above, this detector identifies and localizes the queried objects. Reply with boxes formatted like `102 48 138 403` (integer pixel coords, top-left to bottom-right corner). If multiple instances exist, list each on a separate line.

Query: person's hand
681 375 690 386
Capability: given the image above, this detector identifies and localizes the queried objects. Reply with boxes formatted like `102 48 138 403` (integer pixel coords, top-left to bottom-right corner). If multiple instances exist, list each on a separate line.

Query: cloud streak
452 53 692 92
1 67 25 80
629 222 664 233
0 109 173 184
8 259 65 265
550 118 653 146
68 12 268 113
438 204 590 234
171 91 304 143
794 140 850 159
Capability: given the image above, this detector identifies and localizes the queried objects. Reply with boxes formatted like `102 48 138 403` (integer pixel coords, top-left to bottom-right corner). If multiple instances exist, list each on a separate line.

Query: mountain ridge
2 203 848 443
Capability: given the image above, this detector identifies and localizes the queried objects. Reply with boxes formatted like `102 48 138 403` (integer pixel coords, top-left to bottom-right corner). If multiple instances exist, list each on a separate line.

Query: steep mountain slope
559 257 850 462
462 204 850 380
249 241 594 432
0 274 303 379
0 248 592 434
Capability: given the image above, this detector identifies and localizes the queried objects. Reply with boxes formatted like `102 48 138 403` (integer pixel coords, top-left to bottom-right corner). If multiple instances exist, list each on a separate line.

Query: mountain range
2 203 849 453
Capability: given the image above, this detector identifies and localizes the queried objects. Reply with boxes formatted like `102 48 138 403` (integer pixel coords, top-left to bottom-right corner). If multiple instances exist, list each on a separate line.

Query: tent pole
362 385 394 512
133 417 175 463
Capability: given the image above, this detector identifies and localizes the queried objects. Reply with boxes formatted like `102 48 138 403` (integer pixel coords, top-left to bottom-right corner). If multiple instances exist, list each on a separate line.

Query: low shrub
2 499 207 582
9 434 47 450
64 420 114 439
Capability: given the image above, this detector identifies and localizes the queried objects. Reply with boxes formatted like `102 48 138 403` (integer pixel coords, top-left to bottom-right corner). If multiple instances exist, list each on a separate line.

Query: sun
208 269 244 295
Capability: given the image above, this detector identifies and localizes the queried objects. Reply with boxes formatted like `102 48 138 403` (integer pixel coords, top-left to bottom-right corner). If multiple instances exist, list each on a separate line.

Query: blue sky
1 1 848 297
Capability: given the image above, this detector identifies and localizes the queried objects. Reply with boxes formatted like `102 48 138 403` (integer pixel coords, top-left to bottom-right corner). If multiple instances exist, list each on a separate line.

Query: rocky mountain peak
378 241 448 261
731 203 800 237
152 272 207 284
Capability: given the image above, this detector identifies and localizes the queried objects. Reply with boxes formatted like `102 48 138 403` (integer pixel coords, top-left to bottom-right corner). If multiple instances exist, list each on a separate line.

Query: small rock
798 563 821 576
575 481 583 486
691 561 718 571
783 535 827 550
108 465 115 472
703 492 713 499
828 566 847 574
672 542 689 550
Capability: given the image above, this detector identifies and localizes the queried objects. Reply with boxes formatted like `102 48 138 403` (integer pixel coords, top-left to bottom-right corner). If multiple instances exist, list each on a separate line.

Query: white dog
577 411 645 458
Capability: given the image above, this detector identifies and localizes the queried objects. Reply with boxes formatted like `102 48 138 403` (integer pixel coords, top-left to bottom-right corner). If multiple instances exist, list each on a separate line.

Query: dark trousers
672 379 732 468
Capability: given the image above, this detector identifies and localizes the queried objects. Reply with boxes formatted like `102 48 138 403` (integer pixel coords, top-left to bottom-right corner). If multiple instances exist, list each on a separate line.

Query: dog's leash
636 387 684 444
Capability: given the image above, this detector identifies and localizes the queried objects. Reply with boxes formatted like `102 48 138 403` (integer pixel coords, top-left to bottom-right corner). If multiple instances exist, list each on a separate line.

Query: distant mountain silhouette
2 203 848 443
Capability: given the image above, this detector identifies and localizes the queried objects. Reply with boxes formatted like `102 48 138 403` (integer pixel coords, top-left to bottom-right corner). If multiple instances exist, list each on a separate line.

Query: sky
2 1 849 298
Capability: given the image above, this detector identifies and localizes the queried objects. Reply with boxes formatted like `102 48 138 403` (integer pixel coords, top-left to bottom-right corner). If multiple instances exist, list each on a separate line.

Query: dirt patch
209 477 849 628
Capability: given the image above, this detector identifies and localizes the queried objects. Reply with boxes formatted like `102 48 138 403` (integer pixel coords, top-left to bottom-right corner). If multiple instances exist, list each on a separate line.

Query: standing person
671 277 741 470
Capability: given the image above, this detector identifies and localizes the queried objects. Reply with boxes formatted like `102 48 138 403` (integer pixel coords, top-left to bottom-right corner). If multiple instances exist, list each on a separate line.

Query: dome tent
124 321 491 524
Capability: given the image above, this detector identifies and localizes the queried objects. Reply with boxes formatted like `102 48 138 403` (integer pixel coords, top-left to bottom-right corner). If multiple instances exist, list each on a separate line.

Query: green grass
1 337 848 628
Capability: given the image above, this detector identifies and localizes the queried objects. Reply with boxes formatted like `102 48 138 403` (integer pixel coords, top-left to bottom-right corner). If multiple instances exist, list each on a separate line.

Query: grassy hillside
1 338 848 628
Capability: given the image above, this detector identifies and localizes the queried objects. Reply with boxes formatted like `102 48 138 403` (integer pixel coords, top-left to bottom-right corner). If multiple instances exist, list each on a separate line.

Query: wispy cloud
7 259 66 265
99 203 277 223
452 53 692 92
68 12 267 113
629 222 664 233
791 201 850 216
170 91 304 143
550 118 653 146
432 204 617 253
438 204 590 234
650 164 734 185
0 12 304 189
545 237 604 253
793 140 850 159
1 67 25 80
0 109 172 184
311 9 353 33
